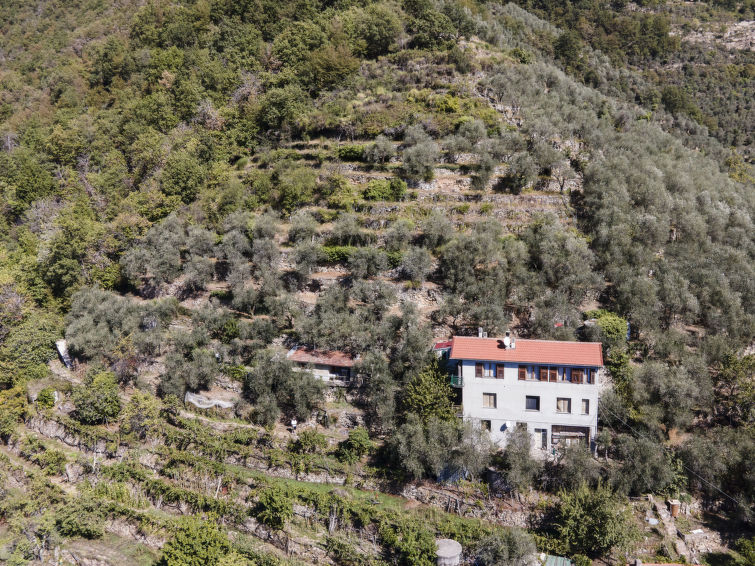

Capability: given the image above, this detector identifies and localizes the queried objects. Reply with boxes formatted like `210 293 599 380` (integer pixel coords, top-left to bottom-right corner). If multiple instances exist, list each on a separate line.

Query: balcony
449 374 463 387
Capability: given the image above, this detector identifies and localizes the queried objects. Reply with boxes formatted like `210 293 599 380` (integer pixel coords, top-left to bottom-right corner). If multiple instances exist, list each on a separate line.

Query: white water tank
436 539 462 566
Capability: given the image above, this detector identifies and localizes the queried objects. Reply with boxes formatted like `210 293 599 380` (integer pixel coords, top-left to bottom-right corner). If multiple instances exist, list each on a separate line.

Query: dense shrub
256 487 293 529
337 144 365 161
71 371 122 425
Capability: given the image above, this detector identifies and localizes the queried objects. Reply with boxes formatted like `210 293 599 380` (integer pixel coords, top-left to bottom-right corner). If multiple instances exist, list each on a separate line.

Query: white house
435 334 603 453
287 346 357 387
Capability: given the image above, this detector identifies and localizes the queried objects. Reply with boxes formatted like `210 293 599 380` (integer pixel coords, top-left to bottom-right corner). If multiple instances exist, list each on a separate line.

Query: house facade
435 335 603 453
287 346 356 387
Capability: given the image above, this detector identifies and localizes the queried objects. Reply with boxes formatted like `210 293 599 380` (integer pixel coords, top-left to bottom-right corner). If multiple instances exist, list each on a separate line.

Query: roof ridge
452 336 602 346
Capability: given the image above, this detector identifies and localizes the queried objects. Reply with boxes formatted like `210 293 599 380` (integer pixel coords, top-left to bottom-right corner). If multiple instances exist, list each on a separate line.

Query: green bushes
289 429 328 454
378 519 437 566
255 486 293 529
337 144 365 161
56 498 105 539
159 516 231 566
71 371 122 425
362 178 407 201
36 388 56 409
320 245 356 264
474 529 536 566
336 427 373 464
543 483 635 558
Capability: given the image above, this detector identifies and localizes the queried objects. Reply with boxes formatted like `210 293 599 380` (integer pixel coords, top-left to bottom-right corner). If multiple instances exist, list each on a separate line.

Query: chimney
503 331 516 349
478 327 484 338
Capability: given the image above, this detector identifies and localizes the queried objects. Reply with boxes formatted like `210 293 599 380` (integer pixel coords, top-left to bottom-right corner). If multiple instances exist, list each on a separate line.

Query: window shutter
497 364 505 379
475 363 483 378
572 369 582 384
539 367 547 381
518 365 526 380
549 367 558 382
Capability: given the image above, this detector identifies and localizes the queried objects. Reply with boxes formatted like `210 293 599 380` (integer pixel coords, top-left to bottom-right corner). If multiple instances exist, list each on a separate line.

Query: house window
496 364 505 379
482 393 497 409
585 369 594 384
540 366 557 382
581 399 590 414
481 419 491 431
518 365 527 380
556 398 572 413
475 363 483 378
525 396 540 411
572 369 583 384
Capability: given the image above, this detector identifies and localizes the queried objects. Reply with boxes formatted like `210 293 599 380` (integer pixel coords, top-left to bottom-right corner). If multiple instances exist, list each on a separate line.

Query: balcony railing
449 374 463 387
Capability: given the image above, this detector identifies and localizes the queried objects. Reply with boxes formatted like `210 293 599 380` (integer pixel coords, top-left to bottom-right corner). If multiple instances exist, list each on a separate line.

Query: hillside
0 1 753 565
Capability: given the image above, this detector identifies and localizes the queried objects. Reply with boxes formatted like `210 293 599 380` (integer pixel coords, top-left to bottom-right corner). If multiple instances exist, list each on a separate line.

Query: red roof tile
433 340 453 350
448 336 603 367
288 347 356 367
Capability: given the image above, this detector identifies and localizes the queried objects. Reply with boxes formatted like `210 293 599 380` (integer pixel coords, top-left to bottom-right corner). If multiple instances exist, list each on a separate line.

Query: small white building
287 346 357 387
435 334 603 453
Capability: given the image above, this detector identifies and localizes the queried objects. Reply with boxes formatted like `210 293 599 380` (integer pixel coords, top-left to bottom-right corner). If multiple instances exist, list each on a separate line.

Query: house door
534 428 547 450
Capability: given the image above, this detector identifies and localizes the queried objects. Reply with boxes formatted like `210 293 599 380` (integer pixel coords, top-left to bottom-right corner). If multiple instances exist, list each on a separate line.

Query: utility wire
599 403 743 508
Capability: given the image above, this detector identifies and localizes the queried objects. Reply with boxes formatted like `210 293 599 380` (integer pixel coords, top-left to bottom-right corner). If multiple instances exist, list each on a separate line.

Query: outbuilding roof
287 347 356 367
447 336 603 367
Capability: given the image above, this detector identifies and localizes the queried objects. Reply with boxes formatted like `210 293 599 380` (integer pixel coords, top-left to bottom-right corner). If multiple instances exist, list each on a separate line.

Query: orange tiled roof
288 347 356 367
448 336 603 367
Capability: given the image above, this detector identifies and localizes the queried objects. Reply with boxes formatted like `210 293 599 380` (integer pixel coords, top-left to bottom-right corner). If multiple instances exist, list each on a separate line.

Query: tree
475 529 537 566
496 152 537 194
309 43 360 90
552 444 601 491
159 516 231 566
292 241 323 282
243 351 324 426
583 309 627 353
554 31 583 72
634 362 708 432
609 435 674 496
420 210 452 249
162 151 205 204
715 352 755 427
274 164 317 213
0 312 61 388
551 483 634 557
402 357 455 423
400 246 433 283
348 247 387 278
385 219 414 252
71 371 121 425
401 126 439 182
364 134 395 164
288 211 319 243
343 3 402 59
499 426 541 493
358 352 398 433
388 415 492 480
257 84 309 134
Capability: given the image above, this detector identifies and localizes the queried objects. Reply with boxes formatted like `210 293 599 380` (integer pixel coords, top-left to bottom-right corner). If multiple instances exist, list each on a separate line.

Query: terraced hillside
0 1 753 565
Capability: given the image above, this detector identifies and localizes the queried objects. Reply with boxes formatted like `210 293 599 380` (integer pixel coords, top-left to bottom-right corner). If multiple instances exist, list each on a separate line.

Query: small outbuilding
287 346 357 386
